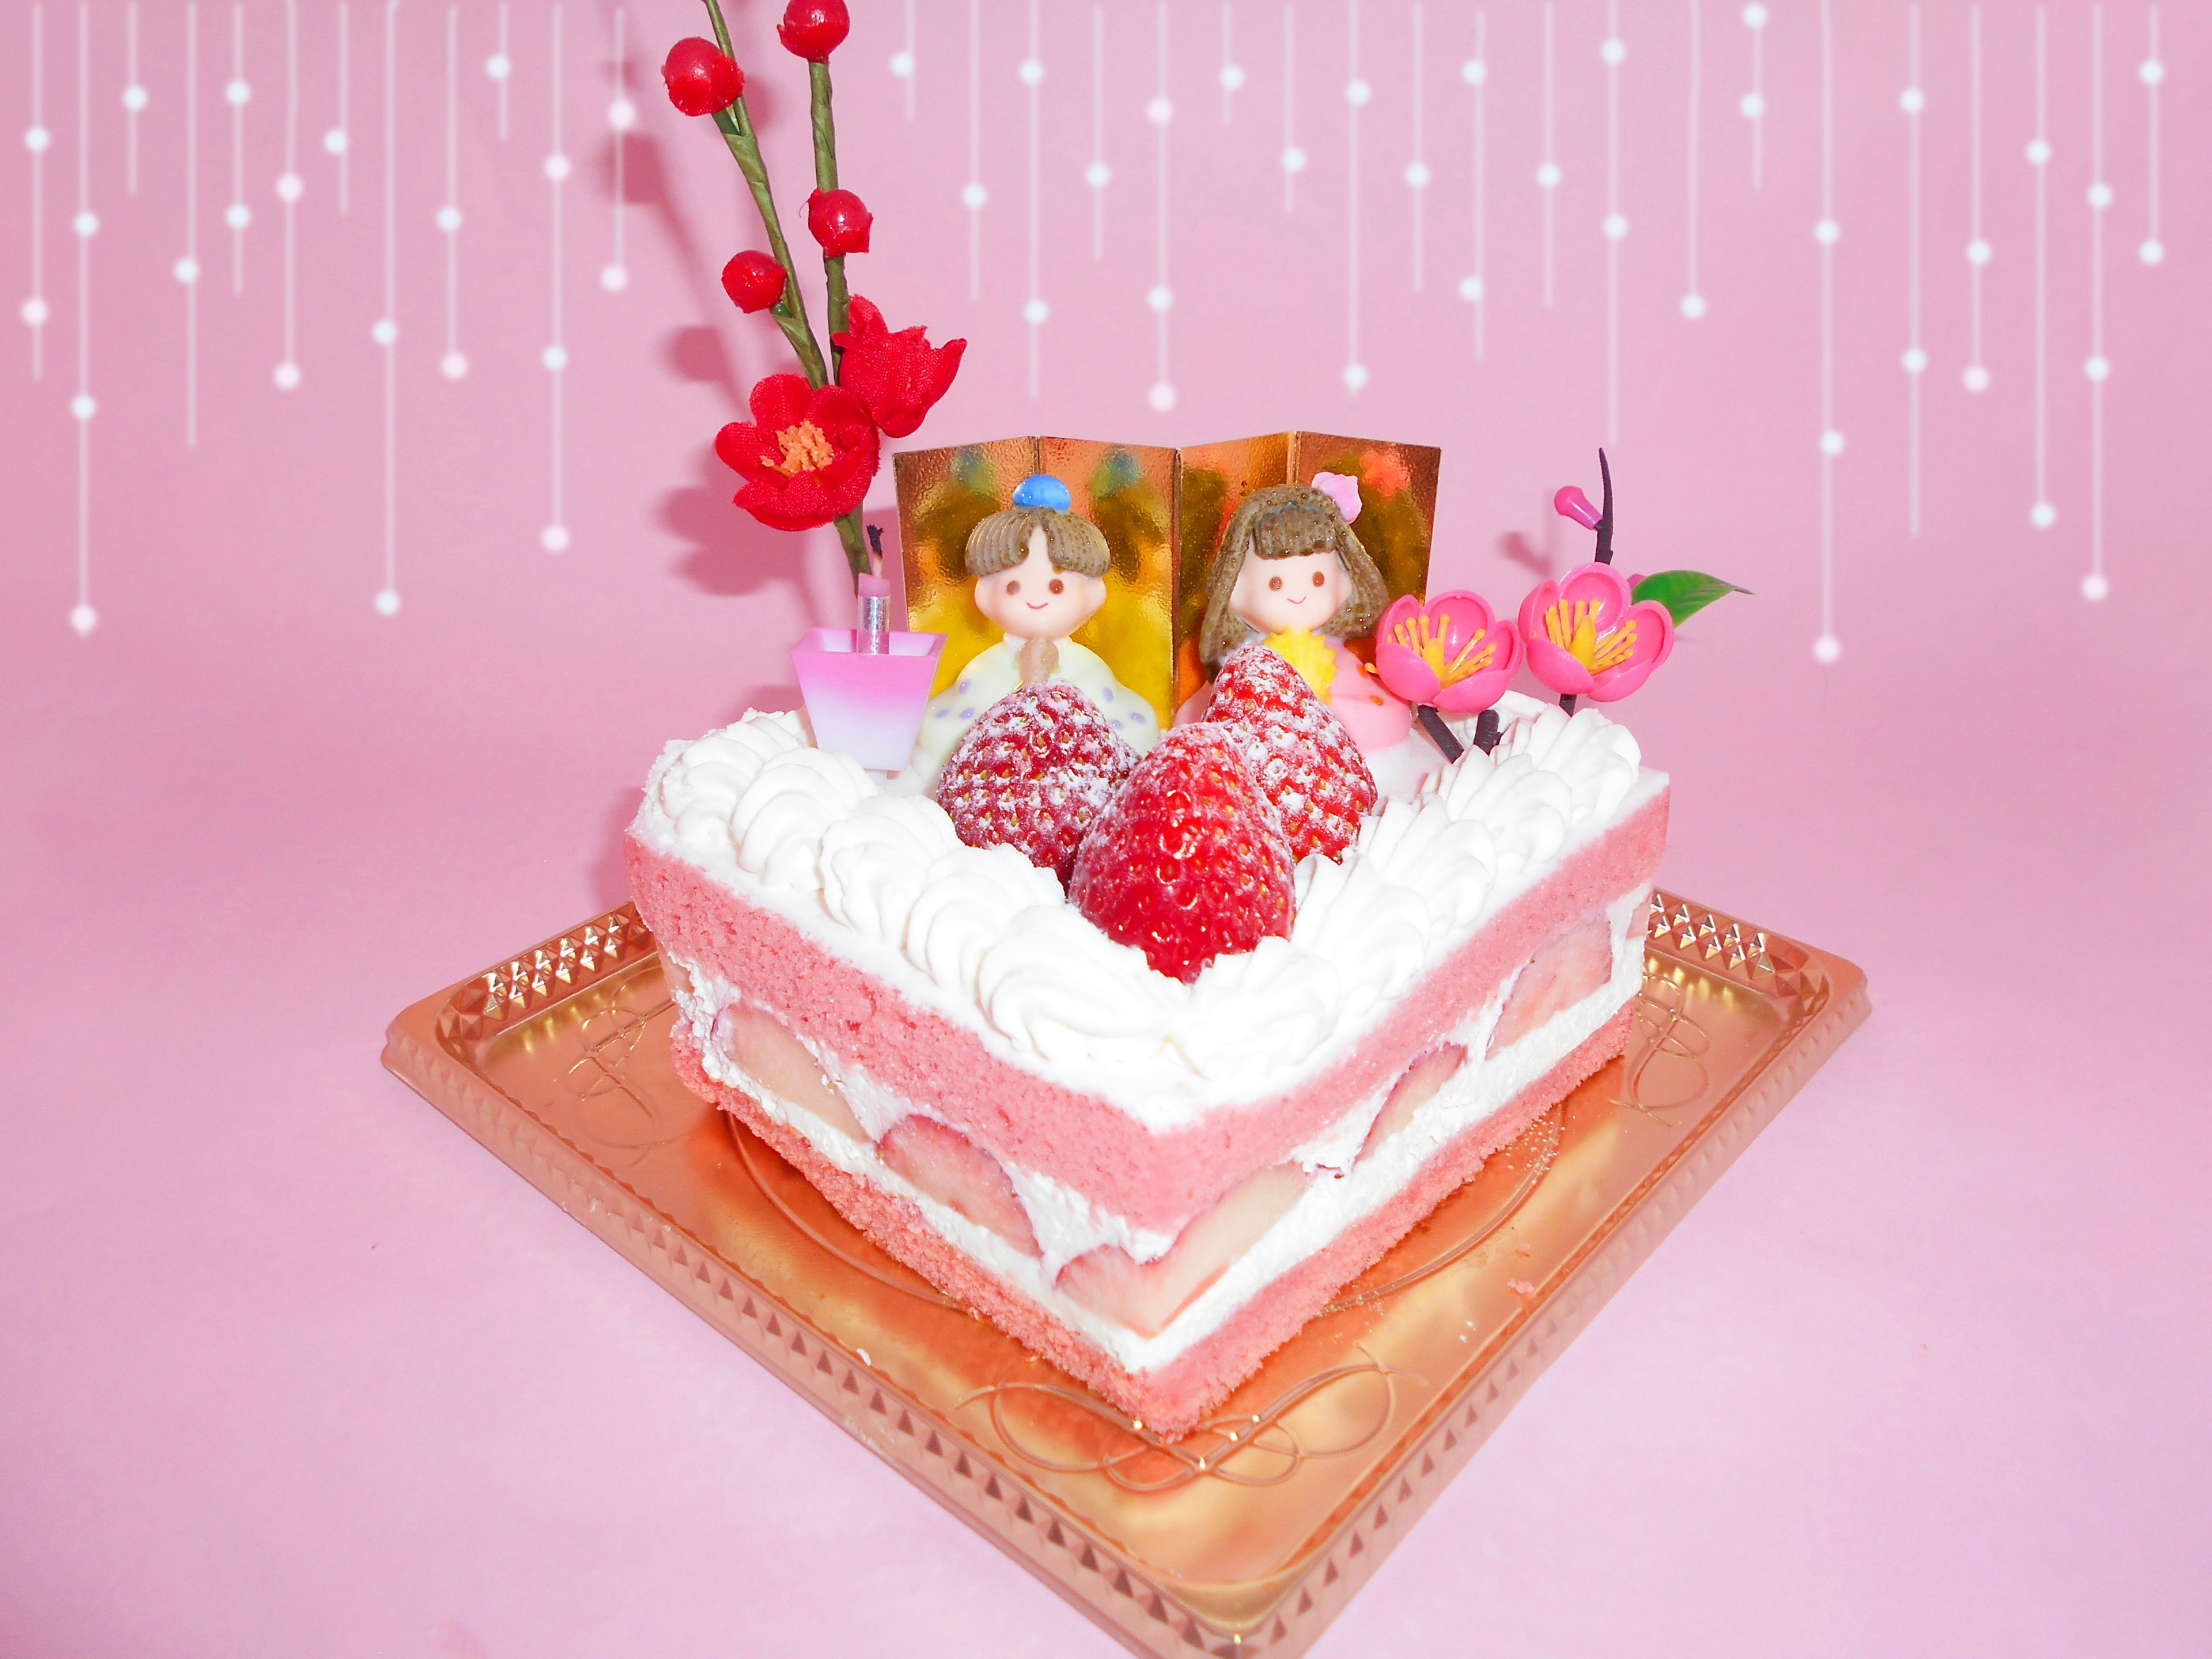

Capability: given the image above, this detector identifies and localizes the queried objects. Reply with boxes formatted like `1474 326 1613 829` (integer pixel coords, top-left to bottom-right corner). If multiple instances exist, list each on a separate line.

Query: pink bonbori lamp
790 526 945 770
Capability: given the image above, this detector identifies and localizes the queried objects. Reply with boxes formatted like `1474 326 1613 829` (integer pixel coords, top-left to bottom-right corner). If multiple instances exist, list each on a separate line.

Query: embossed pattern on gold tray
383 895 1866 1658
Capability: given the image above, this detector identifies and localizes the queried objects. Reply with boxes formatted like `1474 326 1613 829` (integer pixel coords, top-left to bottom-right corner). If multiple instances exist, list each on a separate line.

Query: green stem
710 104 830 387
698 0 828 388
808 60 850 368
832 510 869 580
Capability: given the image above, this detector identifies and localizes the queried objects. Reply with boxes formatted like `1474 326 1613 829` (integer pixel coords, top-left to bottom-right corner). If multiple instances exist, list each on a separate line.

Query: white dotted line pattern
2139 9 2164 266
440 5 467 380
225 3 252 295
274 0 302 390
70 2 97 637
541 6 569 554
603 7 632 295
324 1 350 213
1281 1 1304 211
1900 6 1925 536
1538 3 1559 308
1683 0 1705 319
963 0 984 302
1459 16 1488 358
124 2 146 196
2085 11 2113 601
1085 7 1111 258
374 0 400 613
1813 0 1842 664
890 0 916 121
1742 2 1767 190
1603 4 1627 443
1964 7 1991 393
23 6 50 381
180 2 202 446
1149 1 1175 411
1022 0 1046 395
487 1 511 141
2028 10 2053 530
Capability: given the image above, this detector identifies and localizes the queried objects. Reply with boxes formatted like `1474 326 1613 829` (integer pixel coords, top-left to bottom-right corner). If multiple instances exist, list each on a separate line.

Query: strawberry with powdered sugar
935 677 1140 886
1205 641 1380 865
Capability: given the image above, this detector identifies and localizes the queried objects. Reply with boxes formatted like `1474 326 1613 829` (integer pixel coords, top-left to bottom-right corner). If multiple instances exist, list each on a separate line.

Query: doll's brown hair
964 505 1111 578
1197 482 1390 664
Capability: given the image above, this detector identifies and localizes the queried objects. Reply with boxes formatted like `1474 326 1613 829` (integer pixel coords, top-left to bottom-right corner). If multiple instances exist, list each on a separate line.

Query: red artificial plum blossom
831 295 966 438
720 250 787 314
660 38 744 117
714 373 881 532
1516 562 1675 703
806 188 872 256
1372 591 1523 713
777 0 851 61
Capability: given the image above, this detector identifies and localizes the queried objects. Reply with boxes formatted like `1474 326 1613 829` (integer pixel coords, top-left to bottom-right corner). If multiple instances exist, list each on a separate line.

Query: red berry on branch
807 188 872 256
721 251 787 313
661 37 744 117
778 0 851 61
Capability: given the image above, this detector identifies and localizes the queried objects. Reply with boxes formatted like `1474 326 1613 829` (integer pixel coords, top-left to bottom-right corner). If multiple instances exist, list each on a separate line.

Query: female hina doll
1194 473 1410 753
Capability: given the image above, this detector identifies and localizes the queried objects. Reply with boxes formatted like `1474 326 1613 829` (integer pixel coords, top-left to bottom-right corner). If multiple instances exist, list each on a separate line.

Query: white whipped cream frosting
636 691 1662 1128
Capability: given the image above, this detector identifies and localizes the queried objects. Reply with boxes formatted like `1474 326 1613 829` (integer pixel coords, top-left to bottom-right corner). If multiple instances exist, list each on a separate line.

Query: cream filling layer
667 887 1647 1375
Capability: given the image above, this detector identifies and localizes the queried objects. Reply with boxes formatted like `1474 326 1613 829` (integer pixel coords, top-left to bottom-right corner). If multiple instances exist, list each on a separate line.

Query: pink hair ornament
1310 471 1363 525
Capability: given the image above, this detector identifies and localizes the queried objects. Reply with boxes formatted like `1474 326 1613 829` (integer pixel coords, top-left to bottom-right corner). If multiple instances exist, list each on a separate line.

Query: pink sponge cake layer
627 786 1664 1233
674 1005 1631 1438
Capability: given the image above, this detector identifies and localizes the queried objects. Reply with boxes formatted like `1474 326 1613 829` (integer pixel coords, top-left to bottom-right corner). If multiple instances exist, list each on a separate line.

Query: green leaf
1631 570 1752 625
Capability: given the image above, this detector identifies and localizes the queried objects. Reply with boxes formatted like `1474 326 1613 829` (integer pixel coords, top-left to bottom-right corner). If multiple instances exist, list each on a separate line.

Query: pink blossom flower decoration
1516 562 1675 703
1373 591 1523 714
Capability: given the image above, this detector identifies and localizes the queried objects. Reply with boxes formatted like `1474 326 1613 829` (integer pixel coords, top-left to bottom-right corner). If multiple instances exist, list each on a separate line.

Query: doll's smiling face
974 527 1107 642
1230 547 1350 636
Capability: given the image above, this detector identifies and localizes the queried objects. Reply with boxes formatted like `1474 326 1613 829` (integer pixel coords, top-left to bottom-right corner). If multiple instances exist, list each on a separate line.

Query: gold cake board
382 894 1866 1657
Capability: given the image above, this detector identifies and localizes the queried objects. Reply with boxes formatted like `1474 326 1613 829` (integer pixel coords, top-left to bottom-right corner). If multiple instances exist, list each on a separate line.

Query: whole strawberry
1069 725 1296 983
1206 642 1378 864
937 680 1140 885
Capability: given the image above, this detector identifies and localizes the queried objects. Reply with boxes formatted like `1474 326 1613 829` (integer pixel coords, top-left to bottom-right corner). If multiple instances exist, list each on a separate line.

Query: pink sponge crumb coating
628 784 1665 1233
671 1003 1631 1440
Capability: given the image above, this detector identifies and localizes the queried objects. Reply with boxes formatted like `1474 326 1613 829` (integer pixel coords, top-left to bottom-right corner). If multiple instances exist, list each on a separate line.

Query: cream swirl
730 748 878 892
657 711 808 862
1173 935 1344 1078
1291 846 1435 1020
976 905 1183 1065
818 794 965 944
1418 751 1575 886
1346 797 1499 935
903 843 1065 1002
1492 703 1642 820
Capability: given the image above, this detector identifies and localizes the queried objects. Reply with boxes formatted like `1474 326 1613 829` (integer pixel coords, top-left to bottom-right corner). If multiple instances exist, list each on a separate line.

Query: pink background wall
5 2 2208 1656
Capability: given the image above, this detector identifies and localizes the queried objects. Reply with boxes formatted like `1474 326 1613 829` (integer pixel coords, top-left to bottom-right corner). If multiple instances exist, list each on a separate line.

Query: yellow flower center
1389 611 1498 688
1263 628 1338 700
1543 599 1638 673
771 419 838 476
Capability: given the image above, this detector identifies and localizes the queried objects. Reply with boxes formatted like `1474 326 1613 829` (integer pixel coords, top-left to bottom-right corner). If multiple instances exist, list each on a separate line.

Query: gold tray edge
381 1009 1205 1658
1257 947 1871 1641
380 921 1870 1659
